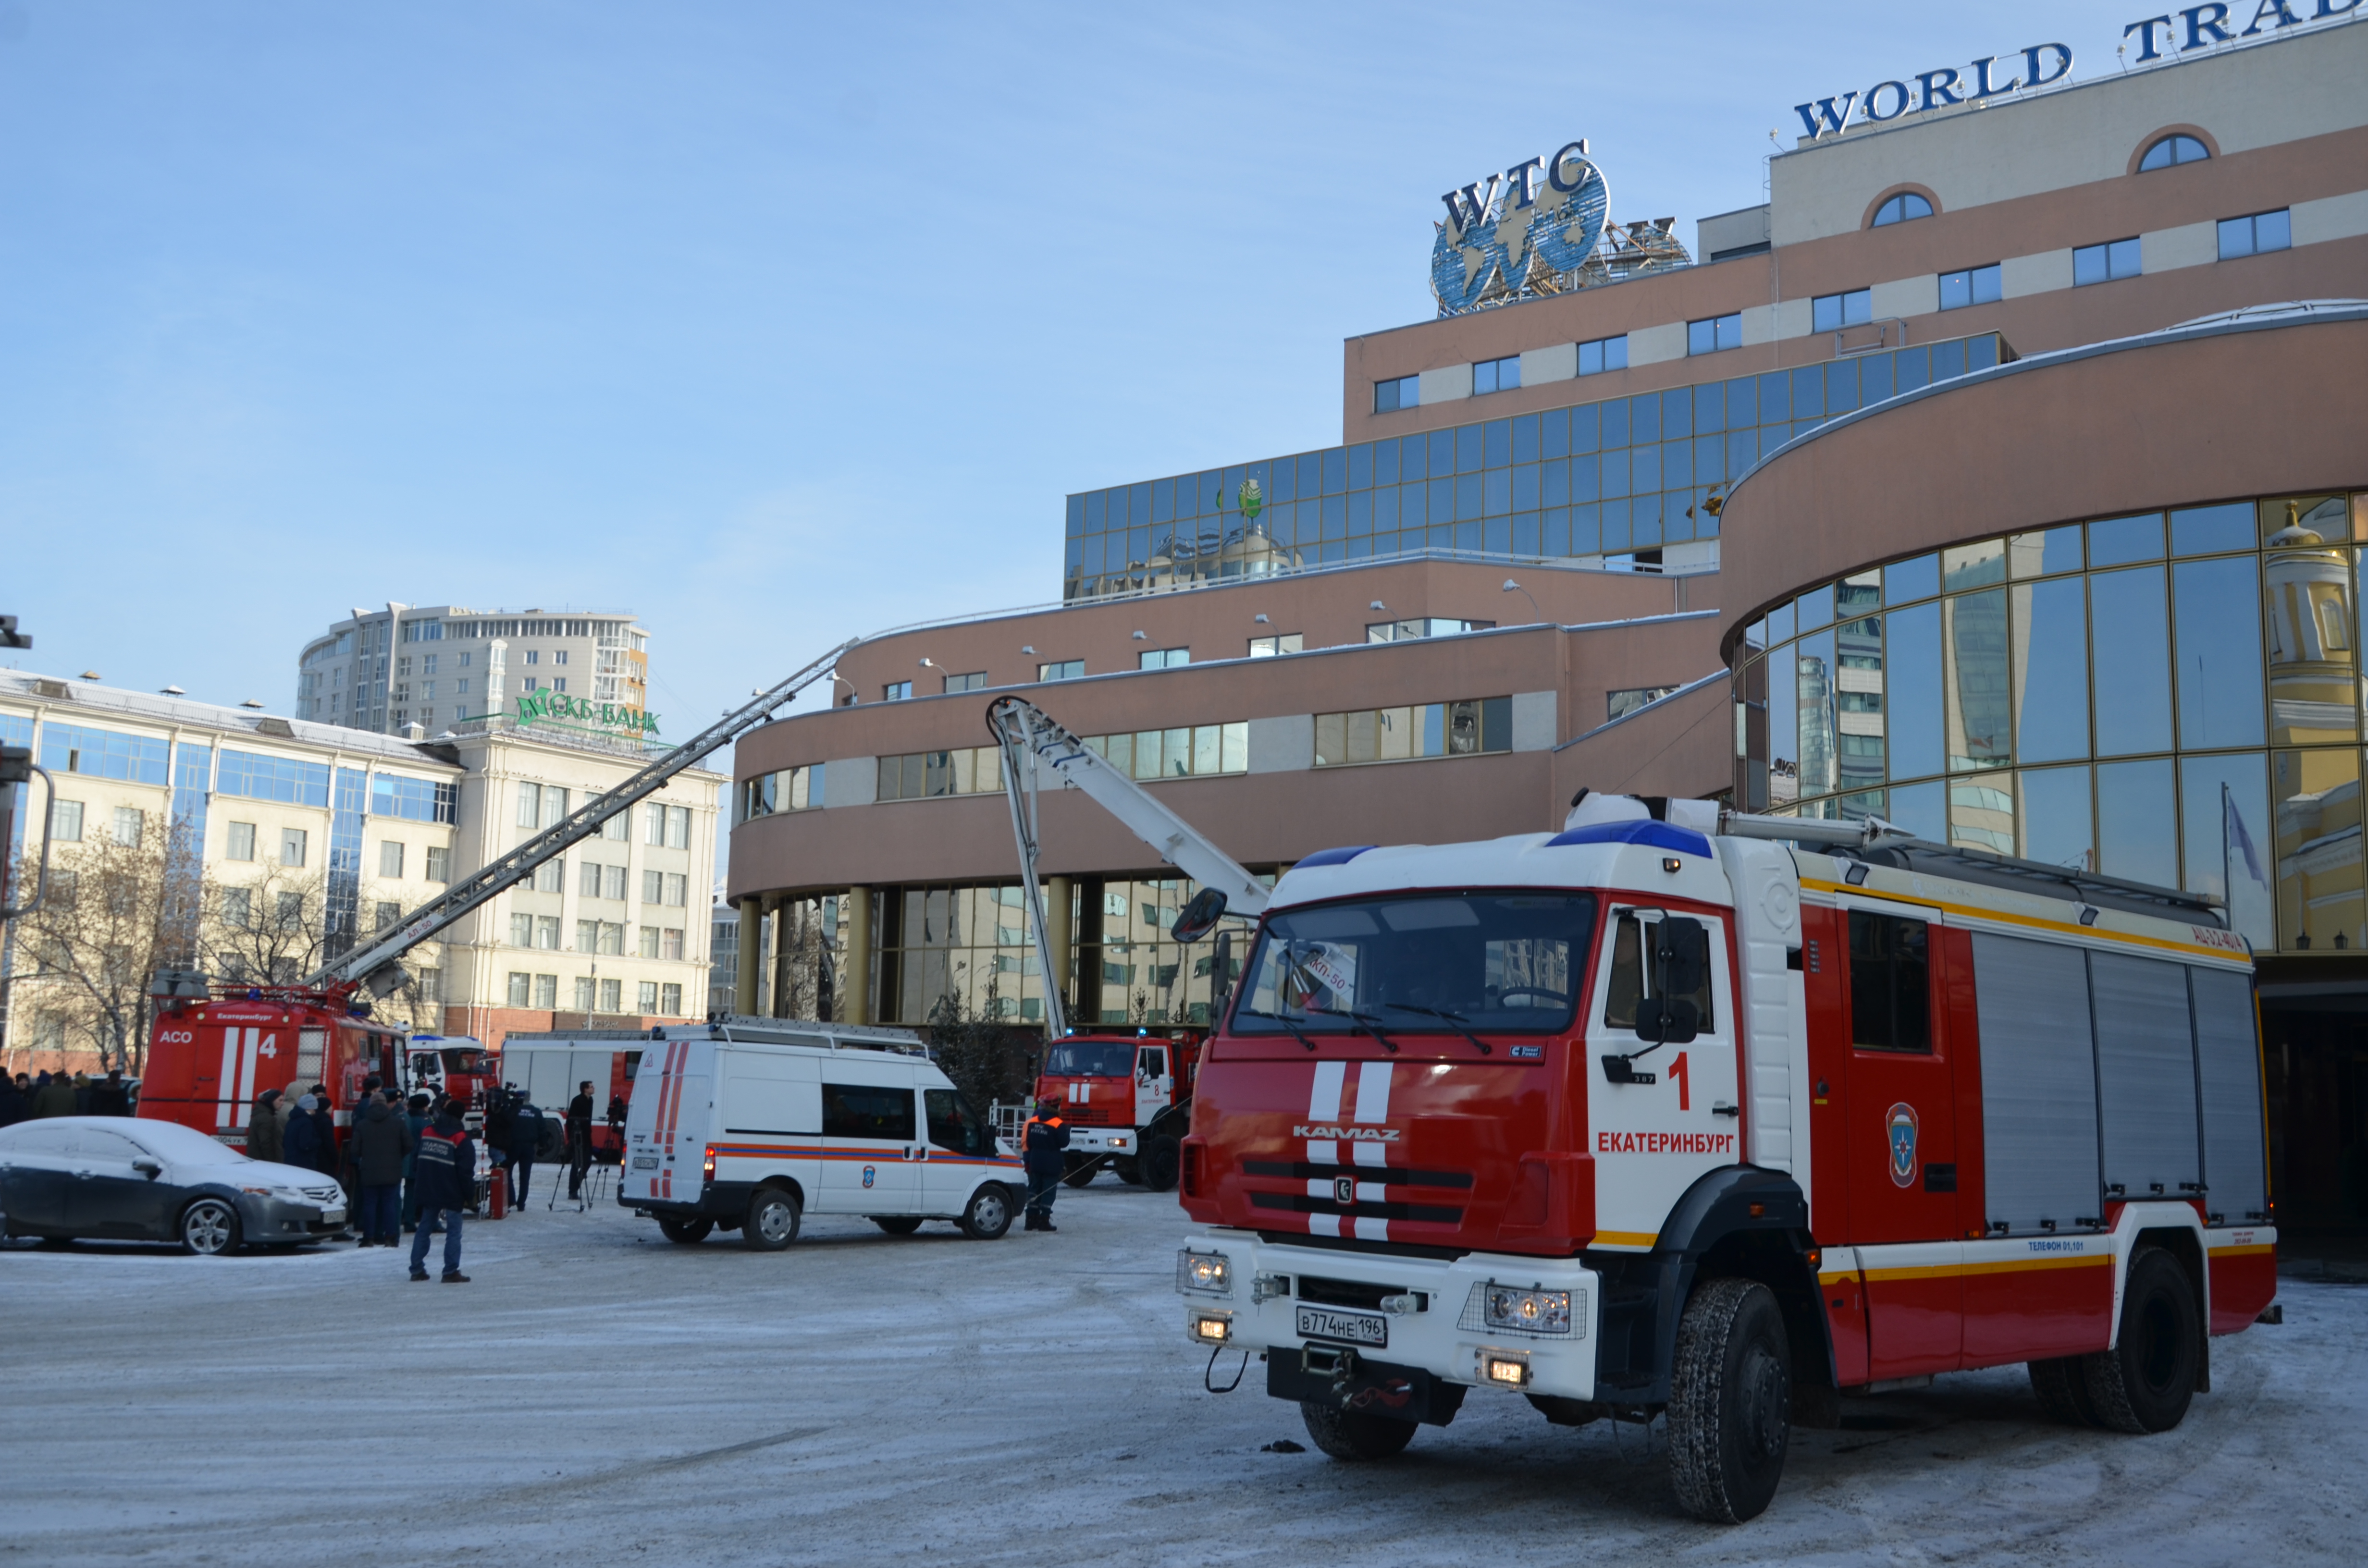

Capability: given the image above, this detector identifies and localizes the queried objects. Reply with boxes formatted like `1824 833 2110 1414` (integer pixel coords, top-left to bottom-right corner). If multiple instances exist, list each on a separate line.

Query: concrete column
734 895 764 1017
1043 875 1072 1032
1074 878 1105 1028
843 886 873 1025
769 896 792 1018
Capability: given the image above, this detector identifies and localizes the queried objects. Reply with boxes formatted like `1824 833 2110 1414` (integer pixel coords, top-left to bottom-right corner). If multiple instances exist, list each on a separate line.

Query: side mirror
1635 917 1706 1045
1212 931 1235 1006
132 1158 162 1180
1172 888 1228 943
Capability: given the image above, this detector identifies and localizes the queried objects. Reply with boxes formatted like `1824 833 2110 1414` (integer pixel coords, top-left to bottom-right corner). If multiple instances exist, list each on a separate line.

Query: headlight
1175 1249 1232 1297
1483 1285 1573 1335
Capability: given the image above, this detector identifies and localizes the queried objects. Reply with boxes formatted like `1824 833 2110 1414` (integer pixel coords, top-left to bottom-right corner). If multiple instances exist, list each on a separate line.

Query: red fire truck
131 638 861 1164
1170 792 2277 1523
1034 1030 1198 1190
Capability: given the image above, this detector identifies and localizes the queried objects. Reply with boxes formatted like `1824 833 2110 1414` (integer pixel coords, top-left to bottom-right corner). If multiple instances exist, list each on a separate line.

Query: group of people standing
247 1078 478 1282
0 1067 136 1124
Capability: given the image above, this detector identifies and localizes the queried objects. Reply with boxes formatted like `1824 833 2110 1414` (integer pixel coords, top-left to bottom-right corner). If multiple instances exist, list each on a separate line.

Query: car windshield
1043 1041 1136 1078
123 1120 252 1165
1233 892 1597 1035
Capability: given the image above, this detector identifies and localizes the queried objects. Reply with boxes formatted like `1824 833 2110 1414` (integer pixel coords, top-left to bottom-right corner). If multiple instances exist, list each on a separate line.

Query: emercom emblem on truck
1886 1102 1920 1188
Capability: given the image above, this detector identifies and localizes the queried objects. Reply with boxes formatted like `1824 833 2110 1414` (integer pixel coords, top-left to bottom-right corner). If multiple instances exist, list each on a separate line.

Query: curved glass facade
1734 491 2368 955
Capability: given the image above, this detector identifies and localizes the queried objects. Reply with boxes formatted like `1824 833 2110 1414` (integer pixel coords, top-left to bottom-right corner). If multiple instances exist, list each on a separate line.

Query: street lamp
1502 579 1544 625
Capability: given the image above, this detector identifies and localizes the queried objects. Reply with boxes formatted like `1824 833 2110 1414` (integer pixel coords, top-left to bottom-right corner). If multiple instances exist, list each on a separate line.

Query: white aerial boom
986 695 1269 1039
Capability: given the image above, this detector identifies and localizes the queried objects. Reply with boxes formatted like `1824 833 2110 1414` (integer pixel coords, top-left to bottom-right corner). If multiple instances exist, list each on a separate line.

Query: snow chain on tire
1667 1275 1793 1524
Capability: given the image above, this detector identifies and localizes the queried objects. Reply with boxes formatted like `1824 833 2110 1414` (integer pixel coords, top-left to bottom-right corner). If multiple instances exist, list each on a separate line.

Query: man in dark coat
407 1098 476 1283
1022 1097 1071 1233
0 1072 25 1127
306 1086 337 1177
247 1088 284 1164
565 1080 596 1199
349 1097 415 1246
281 1094 324 1171
506 1098 543 1207
87 1069 131 1117
30 1071 75 1118
400 1092 433 1233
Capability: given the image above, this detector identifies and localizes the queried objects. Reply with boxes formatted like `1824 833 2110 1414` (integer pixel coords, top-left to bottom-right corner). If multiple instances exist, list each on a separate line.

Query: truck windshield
441 1050 481 1073
1043 1041 1136 1077
1233 893 1596 1035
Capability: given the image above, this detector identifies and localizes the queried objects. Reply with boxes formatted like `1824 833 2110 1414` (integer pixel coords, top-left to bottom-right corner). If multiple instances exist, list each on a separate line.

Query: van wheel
180 1198 242 1257
1668 1276 1792 1524
2029 1356 2100 1427
743 1188 802 1251
872 1215 924 1236
2083 1247 2198 1433
1140 1134 1181 1193
961 1184 1014 1240
1299 1400 1416 1460
658 1216 713 1245
1062 1154 1098 1188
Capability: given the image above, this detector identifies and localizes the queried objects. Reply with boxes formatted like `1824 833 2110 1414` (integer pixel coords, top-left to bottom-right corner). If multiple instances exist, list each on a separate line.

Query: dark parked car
0 1117 348 1255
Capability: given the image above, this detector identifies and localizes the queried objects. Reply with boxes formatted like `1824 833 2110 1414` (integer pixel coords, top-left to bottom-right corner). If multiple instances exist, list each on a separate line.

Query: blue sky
0 2 2143 772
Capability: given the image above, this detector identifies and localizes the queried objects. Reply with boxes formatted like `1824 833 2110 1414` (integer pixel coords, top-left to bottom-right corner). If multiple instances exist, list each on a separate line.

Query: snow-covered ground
6 1179 2364 1567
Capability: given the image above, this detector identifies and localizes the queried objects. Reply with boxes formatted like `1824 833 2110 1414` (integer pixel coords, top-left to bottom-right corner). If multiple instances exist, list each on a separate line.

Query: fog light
1484 1285 1572 1335
1110 1136 1130 1149
1482 1355 1531 1388
1192 1312 1233 1344
1176 1249 1233 1296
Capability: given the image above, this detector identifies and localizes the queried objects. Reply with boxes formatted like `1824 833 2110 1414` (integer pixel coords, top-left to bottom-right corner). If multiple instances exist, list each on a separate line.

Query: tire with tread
179 1197 242 1256
2081 1246 2198 1433
658 1215 714 1245
743 1187 802 1251
1667 1275 1792 1524
1299 1399 1417 1461
960 1183 1014 1240
1113 1158 1143 1186
872 1215 924 1235
1139 1134 1182 1193
2028 1356 2101 1427
1061 1154 1098 1188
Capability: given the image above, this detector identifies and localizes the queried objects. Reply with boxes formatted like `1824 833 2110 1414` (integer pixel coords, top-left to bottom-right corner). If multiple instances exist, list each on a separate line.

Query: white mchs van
619 1021 1025 1249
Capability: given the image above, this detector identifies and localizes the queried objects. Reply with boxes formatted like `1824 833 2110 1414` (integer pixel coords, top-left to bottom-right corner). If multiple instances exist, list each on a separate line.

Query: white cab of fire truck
619 1020 1026 1249
1173 791 2274 1523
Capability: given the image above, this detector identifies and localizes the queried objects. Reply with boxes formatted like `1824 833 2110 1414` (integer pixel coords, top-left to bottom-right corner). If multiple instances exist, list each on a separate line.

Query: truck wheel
2082 1247 2198 1433
1667 1276 1792 1524
1113 1158 1143 1186
658 1216 713 1245
961 1184 1014 1240
180 1198 242 1256
2028 1356 2100 1427
743 1187 802 1251
1299 1399 1417 1460
872 1215 924 1236
1062 1154 1098 1188
1140 1134 1182 1193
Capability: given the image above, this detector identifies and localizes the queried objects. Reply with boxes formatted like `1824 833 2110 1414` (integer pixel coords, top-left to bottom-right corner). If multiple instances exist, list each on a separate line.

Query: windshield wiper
1379 1002 1491 1055
1306 1004 1400 1054
1236 1007 1319 1051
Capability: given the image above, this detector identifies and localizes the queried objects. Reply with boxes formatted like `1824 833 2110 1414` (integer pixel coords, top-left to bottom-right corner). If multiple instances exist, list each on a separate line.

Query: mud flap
1267 1346 1468 1427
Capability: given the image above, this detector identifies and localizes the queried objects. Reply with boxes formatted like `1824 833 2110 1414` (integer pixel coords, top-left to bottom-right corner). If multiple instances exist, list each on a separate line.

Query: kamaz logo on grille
1294 1125 1400 1141
1333 1177 1357 1204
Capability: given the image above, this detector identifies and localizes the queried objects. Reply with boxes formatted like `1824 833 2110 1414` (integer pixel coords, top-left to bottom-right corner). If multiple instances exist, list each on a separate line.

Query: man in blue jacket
407 1098 478 1283
1022 1097 1070 1233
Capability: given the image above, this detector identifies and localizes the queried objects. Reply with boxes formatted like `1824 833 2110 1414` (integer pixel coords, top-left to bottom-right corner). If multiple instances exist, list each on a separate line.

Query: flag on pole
2224 784 2267 889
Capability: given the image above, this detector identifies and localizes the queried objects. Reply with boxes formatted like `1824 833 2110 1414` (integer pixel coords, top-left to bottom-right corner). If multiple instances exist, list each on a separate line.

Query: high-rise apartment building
295 605 649 738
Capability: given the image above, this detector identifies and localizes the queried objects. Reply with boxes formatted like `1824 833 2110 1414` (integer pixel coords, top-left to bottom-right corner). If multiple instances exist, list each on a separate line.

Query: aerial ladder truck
136 641 862 1153
985 695 1268 1191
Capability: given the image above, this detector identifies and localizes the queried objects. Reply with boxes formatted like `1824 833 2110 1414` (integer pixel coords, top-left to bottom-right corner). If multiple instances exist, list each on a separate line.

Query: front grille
1251 1191 1463 1225
300 1186 343 1204
1065 1106 1117 1126
1296 1274 1406 1310
1243 1160 1472 1189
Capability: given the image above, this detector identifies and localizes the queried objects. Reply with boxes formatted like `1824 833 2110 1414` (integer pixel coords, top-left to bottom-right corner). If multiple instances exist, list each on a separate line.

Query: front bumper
1175 1228 1602 1402
1067 1127 1135 1156
241 1194 348 1240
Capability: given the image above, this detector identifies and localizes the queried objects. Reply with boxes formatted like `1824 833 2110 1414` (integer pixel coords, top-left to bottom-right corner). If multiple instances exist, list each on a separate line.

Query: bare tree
202 862 333 990
9 829 203 1075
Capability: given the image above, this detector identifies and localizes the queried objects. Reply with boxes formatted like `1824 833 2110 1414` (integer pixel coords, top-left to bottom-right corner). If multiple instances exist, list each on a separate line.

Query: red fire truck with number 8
1169 790 2277 1524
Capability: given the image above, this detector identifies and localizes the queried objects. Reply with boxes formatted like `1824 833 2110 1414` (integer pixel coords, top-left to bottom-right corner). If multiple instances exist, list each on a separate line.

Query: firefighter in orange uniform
1021 1097 1070 1233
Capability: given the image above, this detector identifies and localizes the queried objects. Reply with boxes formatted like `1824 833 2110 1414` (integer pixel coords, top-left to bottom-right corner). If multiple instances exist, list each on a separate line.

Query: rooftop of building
0 669 461 772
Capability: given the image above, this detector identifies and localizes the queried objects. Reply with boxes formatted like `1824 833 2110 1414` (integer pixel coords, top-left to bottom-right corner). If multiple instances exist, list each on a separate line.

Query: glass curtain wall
1734 493 2364 954
1066 335 2007 600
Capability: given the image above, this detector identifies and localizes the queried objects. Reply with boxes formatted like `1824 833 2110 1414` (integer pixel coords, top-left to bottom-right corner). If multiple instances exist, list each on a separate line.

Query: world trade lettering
515 687 661 736
2126 1 2362 61
1794 43 2071 140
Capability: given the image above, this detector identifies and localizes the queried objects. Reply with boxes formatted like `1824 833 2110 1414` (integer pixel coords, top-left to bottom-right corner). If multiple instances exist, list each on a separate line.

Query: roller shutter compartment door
1971 933 2100 1233
2189 967 2268 1224
2089 950 2201 1201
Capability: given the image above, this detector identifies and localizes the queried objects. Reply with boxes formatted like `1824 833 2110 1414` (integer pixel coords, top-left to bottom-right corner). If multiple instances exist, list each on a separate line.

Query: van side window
1602 912 1715 1031
822 1083 916 1142
924 1089 986 1155
1138 1047 1166 1079
1848 910 1931 1052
